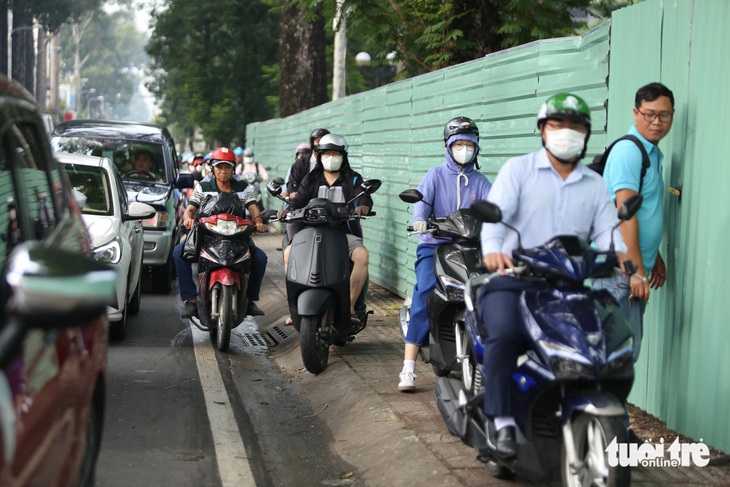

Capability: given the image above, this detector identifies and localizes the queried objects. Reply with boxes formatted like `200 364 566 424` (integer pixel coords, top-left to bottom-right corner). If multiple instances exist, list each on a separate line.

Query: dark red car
0 77 116 486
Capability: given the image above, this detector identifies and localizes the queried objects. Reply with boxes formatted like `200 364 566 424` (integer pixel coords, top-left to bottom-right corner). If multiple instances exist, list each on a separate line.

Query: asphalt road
95 284 354 486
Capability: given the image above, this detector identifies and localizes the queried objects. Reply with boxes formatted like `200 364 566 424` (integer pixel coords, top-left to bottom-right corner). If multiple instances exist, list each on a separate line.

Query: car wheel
128 262 142 315
151 252 174 294
77 396 102 487
109 289 128 340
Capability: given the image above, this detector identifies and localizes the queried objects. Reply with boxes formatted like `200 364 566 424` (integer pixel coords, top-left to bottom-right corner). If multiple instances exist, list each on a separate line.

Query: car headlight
204 219 247 236
143 210 169 230
93 240 121 264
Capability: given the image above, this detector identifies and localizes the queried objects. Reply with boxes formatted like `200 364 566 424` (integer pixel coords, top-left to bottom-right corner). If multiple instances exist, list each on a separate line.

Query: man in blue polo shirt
593 82 674 363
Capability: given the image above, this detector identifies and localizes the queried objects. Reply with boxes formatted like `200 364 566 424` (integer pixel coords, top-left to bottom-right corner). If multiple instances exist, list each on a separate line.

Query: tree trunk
36 28 47 109
0 1 8 76
11 7 35 95
279 3 327 117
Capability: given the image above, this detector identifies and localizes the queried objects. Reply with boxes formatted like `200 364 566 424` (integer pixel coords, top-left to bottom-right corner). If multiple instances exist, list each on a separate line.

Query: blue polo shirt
602 125 664 273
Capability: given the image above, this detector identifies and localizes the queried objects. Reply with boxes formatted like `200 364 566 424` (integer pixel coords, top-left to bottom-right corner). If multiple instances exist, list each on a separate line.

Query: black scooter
398 189 483 376
267 179 381 374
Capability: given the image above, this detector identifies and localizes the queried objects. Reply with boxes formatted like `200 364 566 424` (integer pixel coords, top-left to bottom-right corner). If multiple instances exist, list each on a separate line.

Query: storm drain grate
266 324 296 345
239 331 274 348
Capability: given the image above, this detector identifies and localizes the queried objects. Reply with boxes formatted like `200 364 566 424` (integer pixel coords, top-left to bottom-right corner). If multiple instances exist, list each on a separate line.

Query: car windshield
51 136 168 183
64 164 113 216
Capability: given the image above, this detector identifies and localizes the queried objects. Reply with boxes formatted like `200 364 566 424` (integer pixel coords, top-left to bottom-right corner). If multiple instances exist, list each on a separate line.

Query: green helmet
536 93 591 127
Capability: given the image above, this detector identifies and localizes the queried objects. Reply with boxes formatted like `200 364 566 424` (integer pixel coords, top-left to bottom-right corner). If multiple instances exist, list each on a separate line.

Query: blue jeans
173 240 268 302
405 244 437 346
592 269 646 363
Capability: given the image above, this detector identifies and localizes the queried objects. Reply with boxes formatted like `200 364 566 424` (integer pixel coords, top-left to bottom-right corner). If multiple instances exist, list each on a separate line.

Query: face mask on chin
321 154 343 172
544 128 586 162
451 145 476 165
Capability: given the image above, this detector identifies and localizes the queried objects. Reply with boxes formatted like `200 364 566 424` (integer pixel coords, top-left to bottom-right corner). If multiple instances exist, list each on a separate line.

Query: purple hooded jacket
412 133 492 245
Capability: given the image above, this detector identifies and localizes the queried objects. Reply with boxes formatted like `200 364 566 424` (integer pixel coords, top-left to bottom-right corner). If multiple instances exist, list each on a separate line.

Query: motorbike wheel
461 344 482 395
561 414 630 487
299 309 332 375
215 285 234 352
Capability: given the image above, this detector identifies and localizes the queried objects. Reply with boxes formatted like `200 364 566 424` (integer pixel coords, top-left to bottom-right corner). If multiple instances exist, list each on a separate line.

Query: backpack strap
606 135 651 194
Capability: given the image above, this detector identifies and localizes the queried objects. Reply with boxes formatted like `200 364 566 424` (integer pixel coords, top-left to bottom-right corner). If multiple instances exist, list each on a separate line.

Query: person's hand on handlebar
412 221 428 234
276 208 289 220
483 252 514 275
355 205 370 217
183 217 195 230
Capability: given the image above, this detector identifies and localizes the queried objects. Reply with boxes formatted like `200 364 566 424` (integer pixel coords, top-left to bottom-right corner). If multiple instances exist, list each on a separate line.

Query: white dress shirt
480 148 626 256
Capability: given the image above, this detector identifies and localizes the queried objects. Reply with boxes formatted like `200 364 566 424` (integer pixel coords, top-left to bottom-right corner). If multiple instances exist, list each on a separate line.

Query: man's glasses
452 141 476 150
637 108 674 123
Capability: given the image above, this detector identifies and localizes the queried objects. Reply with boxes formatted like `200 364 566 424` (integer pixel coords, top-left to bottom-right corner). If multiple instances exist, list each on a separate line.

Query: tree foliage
146 0 278 146
277 0 640 78
59 7 148 120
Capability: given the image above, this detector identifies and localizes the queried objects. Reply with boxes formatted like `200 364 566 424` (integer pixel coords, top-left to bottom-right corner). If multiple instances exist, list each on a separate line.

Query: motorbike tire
561 413 630 487
299 309 331 375
215 285 234 352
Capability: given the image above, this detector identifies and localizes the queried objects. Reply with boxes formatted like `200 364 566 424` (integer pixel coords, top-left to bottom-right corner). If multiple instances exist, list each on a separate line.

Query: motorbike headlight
603 337 634 376
304 206 328 223
204 219 246 236
93 239 121 264
439 275 465 301
143 210 169 230
538 340 594 379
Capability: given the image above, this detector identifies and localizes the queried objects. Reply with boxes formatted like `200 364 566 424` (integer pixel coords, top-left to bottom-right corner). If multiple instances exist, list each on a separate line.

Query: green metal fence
248 0 730 451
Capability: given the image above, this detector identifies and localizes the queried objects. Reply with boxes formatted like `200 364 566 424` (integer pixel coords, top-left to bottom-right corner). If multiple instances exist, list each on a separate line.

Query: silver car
57 152 155 339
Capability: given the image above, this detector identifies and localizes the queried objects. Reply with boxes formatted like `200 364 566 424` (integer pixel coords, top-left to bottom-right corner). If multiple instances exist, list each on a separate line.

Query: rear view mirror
360 179 382 195
272 177 285 186
399 189 423 204
470 200 502 224
0 242 117 367
267 180 283 197
124 202 156 221
618 194 643 221
176 172 195 189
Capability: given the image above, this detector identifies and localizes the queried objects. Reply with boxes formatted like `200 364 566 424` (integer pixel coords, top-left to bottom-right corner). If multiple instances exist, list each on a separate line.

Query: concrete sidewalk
253 229 730 487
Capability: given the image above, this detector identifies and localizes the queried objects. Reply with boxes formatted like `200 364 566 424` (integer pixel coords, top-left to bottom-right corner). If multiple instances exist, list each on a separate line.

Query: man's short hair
635 82 674 109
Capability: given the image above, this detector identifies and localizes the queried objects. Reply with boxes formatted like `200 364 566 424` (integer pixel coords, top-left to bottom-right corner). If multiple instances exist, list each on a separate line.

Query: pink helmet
295 143 311 155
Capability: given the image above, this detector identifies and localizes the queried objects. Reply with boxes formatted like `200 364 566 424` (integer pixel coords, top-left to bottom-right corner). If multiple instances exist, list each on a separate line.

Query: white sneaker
398 370 416 392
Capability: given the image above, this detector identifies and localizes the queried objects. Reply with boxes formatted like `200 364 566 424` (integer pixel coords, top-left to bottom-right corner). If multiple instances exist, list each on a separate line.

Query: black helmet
309 128 330 150
443 117 479 146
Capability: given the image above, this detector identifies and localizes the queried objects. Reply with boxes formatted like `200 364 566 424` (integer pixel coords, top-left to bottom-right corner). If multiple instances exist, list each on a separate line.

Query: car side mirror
175 172 195 189
0 242 117 367
123 201 156 221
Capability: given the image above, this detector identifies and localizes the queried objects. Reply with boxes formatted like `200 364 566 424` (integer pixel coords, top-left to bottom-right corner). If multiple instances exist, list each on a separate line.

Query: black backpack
587 135 651 193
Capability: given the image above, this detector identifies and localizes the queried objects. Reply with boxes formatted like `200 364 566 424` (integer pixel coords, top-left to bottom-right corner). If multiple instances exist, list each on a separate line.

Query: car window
64 164 113 215
51 136 168 183
9 125 57 241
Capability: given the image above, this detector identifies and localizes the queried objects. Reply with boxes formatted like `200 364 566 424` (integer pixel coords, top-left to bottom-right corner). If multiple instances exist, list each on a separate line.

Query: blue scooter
435 195 641 486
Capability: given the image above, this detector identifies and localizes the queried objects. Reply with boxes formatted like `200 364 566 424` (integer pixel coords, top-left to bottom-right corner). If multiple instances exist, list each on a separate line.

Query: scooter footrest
189 316 209 332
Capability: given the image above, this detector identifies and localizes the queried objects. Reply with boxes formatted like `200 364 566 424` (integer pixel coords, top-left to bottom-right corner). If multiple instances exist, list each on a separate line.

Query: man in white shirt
479 93 627 458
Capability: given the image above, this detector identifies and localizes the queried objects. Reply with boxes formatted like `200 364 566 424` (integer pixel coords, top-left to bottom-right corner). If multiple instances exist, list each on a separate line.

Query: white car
56 152 155 339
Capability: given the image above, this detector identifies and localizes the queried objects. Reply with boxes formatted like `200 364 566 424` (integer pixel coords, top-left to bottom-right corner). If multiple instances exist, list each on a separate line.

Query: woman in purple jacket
398 117 492 392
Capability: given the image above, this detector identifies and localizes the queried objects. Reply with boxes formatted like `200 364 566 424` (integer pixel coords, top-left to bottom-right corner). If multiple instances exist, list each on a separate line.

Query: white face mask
451 145 476 165
544 128 586 161
243 156 254 164
321 154 343 172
